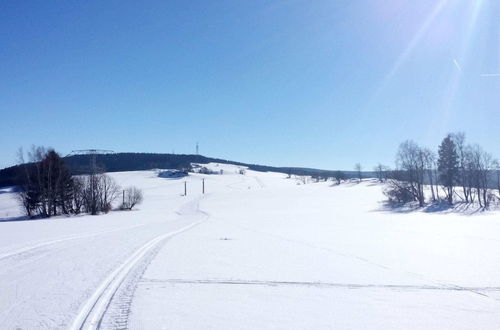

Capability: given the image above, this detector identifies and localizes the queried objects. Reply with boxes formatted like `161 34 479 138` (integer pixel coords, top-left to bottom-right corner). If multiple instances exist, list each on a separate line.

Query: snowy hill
1 165 500 329
0 152 374 187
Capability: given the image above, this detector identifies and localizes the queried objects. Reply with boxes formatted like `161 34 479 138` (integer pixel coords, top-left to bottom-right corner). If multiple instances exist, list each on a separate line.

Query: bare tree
82 173 119 214
354 163 362 183
15 146 127 217
121 186 143 210
71 176 85 214
386 135 497 210
384 170 415 204
374 164 389 183
99 174 120 213
468 145 494 208
463 147 476 203
23 146 47 217
422 148 437 202
494 159 500 198
16 147 32 217
17 146 74 218
395 140 426 206
83 174 100 215
333 171 345 185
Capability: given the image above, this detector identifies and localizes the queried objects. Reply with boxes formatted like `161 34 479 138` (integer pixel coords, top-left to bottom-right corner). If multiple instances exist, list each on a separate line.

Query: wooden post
122 190 125 205
202 179 205 194
184 181 187 196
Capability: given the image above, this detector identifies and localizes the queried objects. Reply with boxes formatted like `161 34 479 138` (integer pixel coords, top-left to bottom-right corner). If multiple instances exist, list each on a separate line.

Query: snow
1 164 500 329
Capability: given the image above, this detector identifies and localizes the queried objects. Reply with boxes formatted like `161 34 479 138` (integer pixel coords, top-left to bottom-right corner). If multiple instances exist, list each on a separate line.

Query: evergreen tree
437 134 459 204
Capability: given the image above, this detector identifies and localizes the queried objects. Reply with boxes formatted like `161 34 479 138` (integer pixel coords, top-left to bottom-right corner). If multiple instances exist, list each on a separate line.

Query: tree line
383 133 499 208
1 152 375 188
17 146 143 218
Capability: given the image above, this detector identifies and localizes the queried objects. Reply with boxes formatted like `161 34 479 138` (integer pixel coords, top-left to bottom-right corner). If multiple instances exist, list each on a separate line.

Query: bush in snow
120 186 143 210
332 171 346 185
383 179 414 204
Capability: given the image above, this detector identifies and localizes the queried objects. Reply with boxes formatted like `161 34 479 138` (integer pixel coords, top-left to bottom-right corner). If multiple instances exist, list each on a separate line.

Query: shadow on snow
377 199 489 215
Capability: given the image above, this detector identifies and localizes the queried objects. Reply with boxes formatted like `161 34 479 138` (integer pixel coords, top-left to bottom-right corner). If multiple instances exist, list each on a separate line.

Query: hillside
1 165 499 328
0 152 370 187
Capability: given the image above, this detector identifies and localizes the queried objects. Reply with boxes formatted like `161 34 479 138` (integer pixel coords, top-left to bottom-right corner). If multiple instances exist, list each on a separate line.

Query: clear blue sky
1 0 499 170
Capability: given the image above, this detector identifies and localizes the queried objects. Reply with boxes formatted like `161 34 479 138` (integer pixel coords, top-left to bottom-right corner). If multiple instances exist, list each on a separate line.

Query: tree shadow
376 199 487 215
424 201 486 215
0 215 39 223
377 201 422 214
422 201 454 213
0 186 19 194
365 179 384 187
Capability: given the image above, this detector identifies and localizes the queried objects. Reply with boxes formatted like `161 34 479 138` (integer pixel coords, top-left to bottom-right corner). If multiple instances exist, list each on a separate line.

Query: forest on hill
0 152 363 187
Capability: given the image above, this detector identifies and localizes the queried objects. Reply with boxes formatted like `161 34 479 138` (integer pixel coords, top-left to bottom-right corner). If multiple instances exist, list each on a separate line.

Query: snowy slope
0 170 210 329
1 165 500 329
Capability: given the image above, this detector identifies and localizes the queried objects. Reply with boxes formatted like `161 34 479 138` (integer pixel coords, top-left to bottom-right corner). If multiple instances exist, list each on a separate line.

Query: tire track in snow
70 196 209 330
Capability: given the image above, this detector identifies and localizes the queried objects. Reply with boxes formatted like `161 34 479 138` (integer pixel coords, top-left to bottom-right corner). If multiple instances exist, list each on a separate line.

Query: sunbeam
434 0 486 135
377 0 449 95
361 0 451 124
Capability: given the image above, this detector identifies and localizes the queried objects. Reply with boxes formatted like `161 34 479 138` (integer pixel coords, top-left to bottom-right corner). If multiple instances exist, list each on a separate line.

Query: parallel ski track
0 224 145 261
70 221 204 330
70 195 210 330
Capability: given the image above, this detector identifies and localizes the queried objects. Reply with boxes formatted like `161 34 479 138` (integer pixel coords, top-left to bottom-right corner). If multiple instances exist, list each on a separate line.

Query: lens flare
377 0 449 96
434 0 486 134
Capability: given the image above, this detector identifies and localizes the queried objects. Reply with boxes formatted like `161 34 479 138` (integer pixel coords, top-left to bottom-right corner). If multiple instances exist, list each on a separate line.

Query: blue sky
1 0 499 170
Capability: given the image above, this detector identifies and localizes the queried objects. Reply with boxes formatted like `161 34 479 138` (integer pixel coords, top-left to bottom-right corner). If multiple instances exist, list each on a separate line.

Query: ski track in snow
3 166 500 329
0 224 146 262
0 171 216 329
226 222 500 304
71 197 210 330
139 278 500 292
70 222 204 330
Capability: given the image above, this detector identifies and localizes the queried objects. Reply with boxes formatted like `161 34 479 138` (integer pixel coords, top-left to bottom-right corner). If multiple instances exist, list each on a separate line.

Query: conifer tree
437 134 459 204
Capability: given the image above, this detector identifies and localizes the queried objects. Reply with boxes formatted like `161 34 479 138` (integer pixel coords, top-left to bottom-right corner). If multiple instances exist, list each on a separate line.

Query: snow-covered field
1 164 500 329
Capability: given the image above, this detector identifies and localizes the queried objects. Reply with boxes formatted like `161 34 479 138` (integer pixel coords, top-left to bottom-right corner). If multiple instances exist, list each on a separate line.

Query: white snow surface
1 163 500 329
